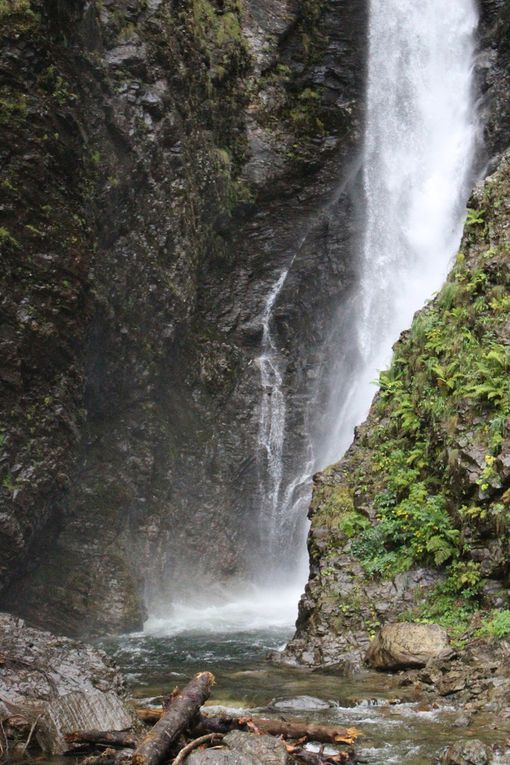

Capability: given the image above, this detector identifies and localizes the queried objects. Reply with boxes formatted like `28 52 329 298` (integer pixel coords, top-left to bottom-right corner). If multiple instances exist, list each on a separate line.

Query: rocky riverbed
3 612 509 765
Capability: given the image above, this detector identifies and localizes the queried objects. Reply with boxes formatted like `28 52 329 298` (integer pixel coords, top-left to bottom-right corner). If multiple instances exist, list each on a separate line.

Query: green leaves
466 207 485 226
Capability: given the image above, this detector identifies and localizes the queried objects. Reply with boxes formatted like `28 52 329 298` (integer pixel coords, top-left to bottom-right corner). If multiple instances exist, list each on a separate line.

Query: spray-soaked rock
269 695 333 711
0 613 132 754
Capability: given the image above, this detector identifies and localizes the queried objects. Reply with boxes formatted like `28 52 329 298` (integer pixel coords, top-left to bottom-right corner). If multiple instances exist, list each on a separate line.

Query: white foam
144 584 302 636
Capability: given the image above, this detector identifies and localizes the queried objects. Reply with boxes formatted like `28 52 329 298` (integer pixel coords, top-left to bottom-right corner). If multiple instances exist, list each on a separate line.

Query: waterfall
252 0 479 590
319 0 479 467
144 0 480 636
255 262 312 581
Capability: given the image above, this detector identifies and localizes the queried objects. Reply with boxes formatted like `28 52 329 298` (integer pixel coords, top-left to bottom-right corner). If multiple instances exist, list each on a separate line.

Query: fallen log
65 731 138 749
136 706 360 746
132 672 214 765
197 716 360 746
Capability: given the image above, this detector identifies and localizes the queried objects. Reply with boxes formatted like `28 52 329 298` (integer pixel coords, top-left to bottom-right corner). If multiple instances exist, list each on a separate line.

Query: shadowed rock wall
0 0 367 635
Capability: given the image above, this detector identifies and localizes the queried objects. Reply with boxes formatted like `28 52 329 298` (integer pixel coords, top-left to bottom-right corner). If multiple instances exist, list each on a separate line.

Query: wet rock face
0 0 367 634
0 613 131 754
479 0 510 161
365 623 451 671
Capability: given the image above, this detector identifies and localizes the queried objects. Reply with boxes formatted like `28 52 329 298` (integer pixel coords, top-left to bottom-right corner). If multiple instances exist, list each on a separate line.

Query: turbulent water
105 632 510 765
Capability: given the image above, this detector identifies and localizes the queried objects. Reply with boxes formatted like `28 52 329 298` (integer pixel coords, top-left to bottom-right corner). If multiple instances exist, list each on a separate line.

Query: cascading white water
320 0 479 467
144 0 479 636
256 269 289 560
255 264 314 581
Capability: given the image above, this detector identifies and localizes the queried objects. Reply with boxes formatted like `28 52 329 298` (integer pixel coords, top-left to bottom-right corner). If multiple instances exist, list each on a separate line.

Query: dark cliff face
278 1 510 670
0 0 367 635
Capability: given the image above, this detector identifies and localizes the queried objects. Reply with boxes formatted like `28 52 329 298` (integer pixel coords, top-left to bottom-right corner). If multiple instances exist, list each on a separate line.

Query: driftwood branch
137 707 359 746
172 733 224 765
132 672 214 765
194 715 359 746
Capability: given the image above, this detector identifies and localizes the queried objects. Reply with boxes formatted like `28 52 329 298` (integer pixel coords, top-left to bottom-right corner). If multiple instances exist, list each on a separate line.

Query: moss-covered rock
281 152 510 669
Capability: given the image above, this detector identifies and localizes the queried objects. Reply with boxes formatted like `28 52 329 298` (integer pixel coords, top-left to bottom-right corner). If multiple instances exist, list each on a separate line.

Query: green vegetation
312 482 370 539
39 66 77 105
0 226 20 248
0 0 32 17
0 91 28 126
481 609 510 639
346 191 510 580
311 160 510 642
187 0 248 82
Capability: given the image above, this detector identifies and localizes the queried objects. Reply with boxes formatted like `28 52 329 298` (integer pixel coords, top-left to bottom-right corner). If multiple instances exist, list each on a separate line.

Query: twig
21 714 41 755
0 719 8 761
172 734 224 765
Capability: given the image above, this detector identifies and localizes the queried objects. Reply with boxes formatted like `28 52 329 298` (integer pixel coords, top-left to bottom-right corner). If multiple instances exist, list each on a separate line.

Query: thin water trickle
256 269 289 559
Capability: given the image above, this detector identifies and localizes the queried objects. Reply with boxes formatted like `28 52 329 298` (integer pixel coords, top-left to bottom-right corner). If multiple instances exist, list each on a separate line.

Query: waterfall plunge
144 0 479 636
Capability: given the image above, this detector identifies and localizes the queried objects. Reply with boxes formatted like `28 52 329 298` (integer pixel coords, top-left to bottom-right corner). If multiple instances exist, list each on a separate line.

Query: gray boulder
365 622 451 670
0 613 132 754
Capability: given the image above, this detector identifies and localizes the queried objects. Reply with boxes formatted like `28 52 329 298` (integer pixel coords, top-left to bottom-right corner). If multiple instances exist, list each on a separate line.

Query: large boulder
0 613 133 754
187 731 290 765
365 622 451 670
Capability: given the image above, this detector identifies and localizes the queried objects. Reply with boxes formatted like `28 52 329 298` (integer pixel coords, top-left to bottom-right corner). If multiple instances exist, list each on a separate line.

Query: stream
101 628 510 765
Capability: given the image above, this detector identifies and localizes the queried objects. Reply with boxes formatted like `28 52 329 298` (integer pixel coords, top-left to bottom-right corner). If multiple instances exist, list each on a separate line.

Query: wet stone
269 695 333 711
0 613 132 754
436 739 493 765
187 731 290 765
366 623 451 670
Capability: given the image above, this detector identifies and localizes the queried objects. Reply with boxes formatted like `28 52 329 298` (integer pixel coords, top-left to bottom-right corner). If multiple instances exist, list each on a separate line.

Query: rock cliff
0 0 366 635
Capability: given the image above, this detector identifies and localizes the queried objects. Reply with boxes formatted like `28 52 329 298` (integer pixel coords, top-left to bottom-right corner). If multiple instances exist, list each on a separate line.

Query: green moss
312 484 370 547
0 91 28 126
189 0 249 81
0 226 20 248
0 0 32 17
